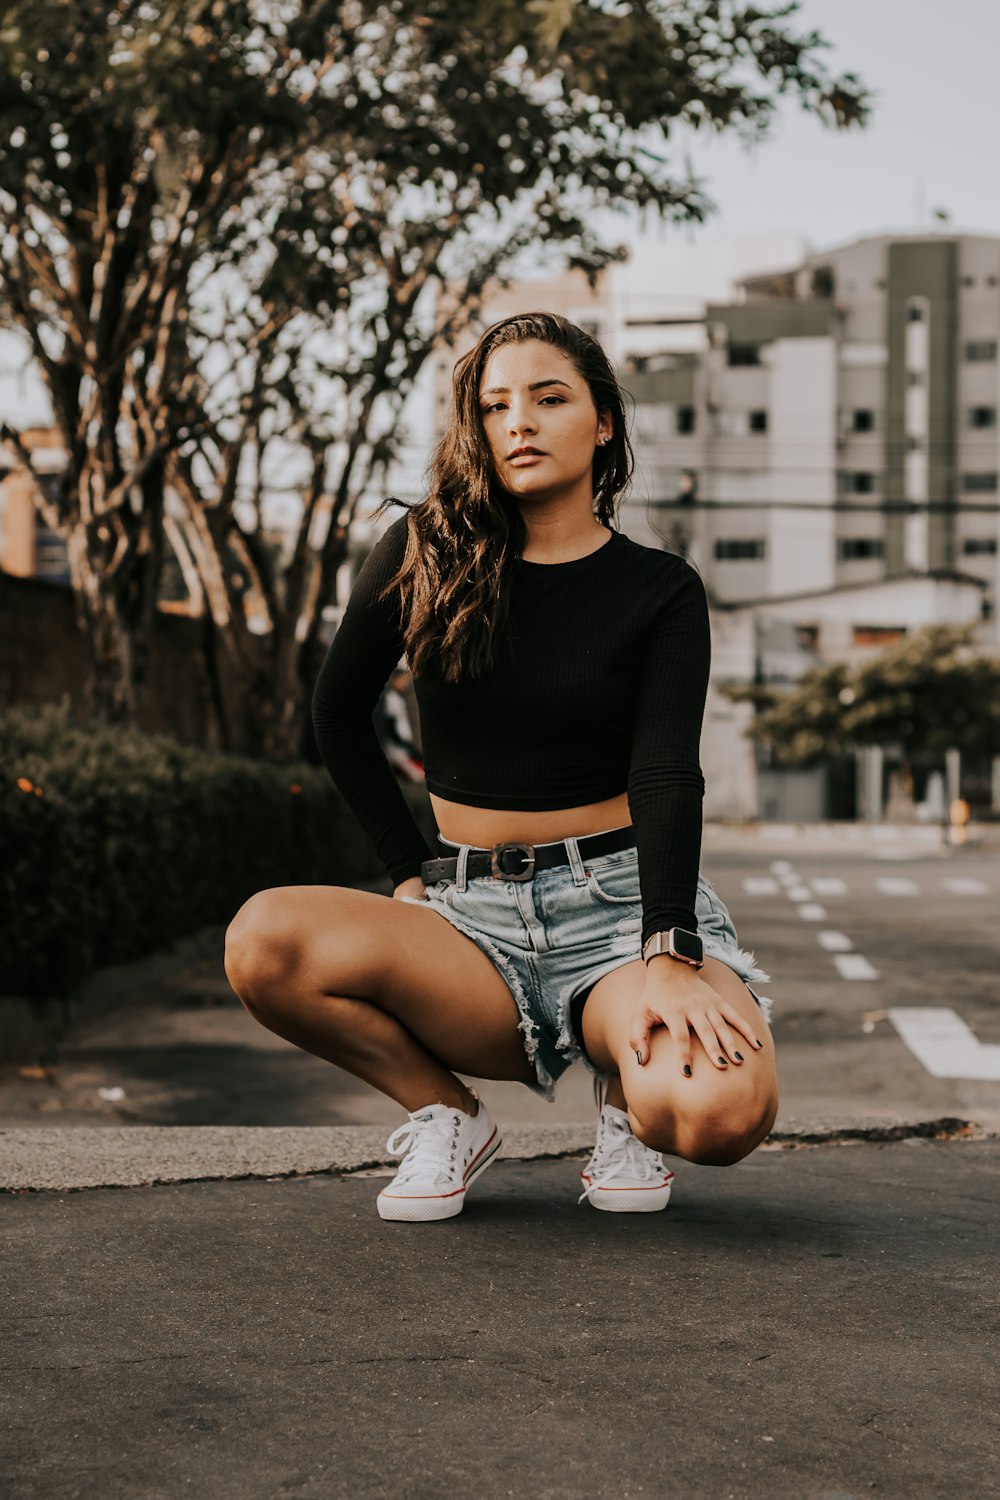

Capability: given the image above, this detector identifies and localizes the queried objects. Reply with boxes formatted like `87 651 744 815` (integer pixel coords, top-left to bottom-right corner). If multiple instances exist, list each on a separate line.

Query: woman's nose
507 406 537 436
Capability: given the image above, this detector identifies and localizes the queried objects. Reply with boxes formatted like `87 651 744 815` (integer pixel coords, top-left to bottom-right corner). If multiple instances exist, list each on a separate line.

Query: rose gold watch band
641 929 704 967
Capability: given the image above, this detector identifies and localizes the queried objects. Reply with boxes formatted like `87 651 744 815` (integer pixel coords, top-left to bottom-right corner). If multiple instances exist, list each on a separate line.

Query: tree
728 625 1000 772
0 1 868 754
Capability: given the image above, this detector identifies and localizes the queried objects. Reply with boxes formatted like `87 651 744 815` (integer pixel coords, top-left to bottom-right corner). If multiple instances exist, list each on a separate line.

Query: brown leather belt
420 824 636 884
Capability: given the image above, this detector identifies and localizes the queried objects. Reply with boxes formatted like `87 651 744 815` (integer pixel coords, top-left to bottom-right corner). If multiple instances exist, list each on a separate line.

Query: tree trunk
65 527 137 726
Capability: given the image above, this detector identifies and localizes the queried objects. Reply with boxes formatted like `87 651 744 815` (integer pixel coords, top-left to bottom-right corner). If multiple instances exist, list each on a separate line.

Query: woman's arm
311 514 435 889
627 558 711 947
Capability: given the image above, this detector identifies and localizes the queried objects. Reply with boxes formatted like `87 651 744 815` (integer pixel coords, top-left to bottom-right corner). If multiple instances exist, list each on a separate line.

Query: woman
225 312 777 1223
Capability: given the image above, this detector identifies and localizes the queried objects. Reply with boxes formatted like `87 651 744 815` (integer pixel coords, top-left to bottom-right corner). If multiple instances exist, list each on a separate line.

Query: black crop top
311 512 711 945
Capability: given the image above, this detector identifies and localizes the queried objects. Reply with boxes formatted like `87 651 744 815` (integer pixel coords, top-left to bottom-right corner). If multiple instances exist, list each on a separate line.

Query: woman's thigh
225 884 537 1086
579 955 778 1158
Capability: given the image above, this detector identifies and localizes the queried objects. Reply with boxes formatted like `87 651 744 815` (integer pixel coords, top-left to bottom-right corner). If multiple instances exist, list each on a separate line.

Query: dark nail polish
718 1056 728 1066
636 1049 642 1065
683 1064 692 1078
754 1039 763 1049
734 1052 744 1062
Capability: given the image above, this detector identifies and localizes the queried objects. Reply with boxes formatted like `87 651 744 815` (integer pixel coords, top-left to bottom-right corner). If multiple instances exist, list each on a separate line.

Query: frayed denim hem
704 941 774 1023
398 894 558 1102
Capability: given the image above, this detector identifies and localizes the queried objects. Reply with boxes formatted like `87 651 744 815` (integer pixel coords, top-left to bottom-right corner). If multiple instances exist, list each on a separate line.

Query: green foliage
729 625 1000 767
0 704 436 1001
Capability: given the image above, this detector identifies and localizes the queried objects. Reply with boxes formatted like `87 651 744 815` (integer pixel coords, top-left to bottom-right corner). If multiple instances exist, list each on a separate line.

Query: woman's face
477 340 612 506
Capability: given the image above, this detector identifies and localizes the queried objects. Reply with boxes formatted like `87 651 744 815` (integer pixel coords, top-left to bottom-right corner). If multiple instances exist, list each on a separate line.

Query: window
676 404 696 435
962 472 999 493
965 340 998 361
839 471 877 494
838 538 885 560
906 370 924 387
960 275 976 288
853 626 905 646
714 539 766 560
852 409 876 432
962 537 998 555
968 406 997 429
906 305 926 323
727 343 762 367
748 410 768 433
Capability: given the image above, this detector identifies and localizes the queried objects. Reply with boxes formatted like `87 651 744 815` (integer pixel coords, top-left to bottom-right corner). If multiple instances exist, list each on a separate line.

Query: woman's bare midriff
428 789 633 847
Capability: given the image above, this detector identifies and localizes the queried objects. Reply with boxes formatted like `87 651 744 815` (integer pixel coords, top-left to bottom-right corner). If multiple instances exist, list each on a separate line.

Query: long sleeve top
311 512 711 945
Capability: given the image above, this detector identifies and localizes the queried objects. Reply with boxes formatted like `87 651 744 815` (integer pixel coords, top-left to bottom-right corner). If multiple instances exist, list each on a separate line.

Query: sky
653 0 1000 252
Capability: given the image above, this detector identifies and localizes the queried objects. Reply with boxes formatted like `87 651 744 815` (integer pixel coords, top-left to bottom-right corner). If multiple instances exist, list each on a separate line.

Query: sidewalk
3 1137 998 1499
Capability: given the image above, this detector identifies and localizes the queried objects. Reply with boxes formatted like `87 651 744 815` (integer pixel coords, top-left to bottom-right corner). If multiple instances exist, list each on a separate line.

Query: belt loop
564 835 588 886
455 843 471 893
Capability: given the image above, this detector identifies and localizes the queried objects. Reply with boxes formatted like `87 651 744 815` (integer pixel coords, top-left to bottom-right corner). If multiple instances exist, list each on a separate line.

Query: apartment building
633 231 1000 643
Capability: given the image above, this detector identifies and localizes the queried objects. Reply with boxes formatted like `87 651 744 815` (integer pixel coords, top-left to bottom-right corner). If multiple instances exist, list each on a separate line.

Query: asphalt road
3 831 998 1133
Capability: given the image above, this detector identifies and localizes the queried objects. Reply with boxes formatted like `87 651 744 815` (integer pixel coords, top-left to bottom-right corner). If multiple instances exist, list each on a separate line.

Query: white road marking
742 877 780 896
943 877 990 896
769 861 795 874
833 953 880 981
817 931 853 952
875 877 919 896
796 903 827 921
810 877 848 897
786 884 813 901
888 1008 1000 1081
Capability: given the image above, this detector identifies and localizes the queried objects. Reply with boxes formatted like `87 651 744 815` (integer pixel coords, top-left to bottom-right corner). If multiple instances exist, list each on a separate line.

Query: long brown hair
372 311 634 683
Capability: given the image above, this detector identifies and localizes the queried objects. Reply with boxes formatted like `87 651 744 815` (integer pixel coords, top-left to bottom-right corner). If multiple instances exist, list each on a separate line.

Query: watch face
671 927 704 963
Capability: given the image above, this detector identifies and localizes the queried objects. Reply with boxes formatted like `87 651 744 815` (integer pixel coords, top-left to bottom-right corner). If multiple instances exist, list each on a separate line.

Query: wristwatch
641 927 705 969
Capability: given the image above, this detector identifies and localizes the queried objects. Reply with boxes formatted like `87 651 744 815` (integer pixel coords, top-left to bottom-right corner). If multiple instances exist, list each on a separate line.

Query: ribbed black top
311 512 711 943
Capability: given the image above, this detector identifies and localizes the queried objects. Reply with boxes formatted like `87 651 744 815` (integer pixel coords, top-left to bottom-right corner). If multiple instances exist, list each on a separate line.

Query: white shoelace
578 1112 672 1203
385 1112 461 1187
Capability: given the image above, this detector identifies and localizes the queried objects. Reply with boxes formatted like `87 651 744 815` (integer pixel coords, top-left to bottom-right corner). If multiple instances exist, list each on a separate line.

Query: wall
0 570 221 747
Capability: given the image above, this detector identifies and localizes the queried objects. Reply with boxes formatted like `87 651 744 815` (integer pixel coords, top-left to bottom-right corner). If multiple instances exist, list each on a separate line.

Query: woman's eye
482 396 564 414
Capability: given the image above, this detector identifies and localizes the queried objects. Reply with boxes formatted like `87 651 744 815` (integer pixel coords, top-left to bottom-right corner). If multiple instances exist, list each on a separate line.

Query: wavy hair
371 310 634 684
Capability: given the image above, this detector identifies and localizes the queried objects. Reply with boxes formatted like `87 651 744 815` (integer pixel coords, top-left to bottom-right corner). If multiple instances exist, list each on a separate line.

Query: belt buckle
490 841 536 881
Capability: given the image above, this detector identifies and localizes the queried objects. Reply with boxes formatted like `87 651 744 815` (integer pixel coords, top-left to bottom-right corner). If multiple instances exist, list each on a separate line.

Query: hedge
0 704 437 1002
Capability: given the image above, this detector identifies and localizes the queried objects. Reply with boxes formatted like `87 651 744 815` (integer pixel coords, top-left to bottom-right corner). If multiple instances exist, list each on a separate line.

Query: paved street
4 1143 999 1500
2 828 998 1134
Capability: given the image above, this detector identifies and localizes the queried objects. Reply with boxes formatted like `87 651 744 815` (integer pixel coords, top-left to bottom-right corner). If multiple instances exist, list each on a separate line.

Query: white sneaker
377 1089 502 1222
578 1075 674 1213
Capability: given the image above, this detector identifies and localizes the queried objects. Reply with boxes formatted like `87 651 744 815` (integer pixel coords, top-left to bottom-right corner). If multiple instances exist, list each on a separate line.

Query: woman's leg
578 955 778 1164
224 885 538 1114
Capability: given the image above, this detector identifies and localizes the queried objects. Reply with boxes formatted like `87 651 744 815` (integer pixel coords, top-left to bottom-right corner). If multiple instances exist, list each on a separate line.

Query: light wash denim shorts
400 827 771 1102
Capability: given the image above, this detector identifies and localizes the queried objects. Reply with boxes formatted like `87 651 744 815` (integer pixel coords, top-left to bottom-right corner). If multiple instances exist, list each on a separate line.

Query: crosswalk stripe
876 877 919 896
810 877 848 896
796 903 827 921
817 931 853 952
833 953 879 981
889 1008 1000 1081
742 877 780 896
943 877 990 896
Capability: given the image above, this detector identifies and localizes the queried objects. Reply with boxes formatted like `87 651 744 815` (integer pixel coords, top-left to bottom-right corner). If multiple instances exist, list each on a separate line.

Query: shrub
0 704 436 1001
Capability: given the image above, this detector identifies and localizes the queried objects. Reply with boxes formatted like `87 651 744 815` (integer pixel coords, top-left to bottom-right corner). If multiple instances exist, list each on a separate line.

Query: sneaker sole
580 1176 673 1213
376 1127 503 1222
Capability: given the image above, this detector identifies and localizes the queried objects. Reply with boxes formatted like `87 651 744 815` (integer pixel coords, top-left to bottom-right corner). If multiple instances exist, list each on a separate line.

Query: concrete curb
0 1116 988 1193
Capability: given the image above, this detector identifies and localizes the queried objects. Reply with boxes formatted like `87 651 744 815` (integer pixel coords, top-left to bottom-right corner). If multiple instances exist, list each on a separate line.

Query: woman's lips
508 452 545 464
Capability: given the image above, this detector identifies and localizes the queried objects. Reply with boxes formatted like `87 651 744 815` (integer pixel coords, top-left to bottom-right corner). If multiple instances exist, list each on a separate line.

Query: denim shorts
400 827 771 1102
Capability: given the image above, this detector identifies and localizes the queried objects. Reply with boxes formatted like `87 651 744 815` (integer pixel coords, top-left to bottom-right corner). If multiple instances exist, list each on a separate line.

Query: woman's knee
631 1076 778 1166
224 889 309 1009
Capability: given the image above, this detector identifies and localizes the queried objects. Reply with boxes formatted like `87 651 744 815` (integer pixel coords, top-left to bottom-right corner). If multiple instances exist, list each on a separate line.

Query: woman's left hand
629 962 764 1075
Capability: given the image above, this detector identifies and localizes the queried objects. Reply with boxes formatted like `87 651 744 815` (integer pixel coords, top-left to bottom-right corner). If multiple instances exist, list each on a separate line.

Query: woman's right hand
393 874 428 902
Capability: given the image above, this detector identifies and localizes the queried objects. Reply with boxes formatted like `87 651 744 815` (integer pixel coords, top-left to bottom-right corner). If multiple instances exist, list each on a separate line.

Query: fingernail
718 1056 728 1066
734 1051 744 1062
754 1039 763 1049
682 1064 692 1078
635 1049 642 1065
